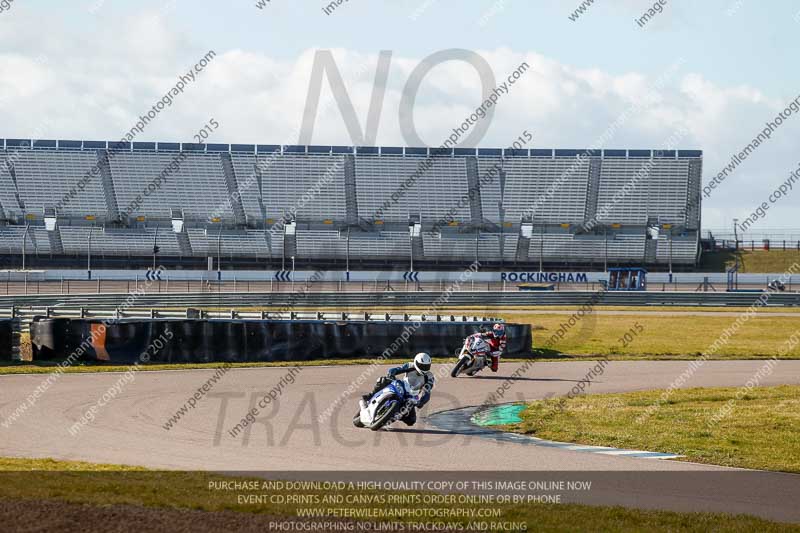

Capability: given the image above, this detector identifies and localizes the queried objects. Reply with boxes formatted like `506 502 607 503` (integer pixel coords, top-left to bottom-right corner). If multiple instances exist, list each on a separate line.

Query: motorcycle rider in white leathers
361 352 435 426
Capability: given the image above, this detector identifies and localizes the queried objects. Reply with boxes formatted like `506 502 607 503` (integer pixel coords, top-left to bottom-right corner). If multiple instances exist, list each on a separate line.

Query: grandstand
0 139 702 270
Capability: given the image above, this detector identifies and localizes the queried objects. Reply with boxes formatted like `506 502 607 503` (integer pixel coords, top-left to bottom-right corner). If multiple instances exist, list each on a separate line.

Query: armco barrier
4 290 800 309
30 318 532 364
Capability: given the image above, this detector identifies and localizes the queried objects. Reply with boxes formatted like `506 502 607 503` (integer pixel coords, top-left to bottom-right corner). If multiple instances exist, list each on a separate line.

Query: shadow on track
386 427 495 437
466 375 585 383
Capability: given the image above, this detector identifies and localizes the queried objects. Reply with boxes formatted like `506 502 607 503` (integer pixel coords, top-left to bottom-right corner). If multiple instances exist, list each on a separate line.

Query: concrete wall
4 269 799 285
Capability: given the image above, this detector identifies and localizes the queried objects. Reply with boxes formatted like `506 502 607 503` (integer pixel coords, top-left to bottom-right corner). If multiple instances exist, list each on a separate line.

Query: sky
1 0 799 237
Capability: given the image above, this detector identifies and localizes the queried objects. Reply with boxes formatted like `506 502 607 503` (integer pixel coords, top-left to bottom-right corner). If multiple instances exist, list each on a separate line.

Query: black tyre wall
29 318 533 364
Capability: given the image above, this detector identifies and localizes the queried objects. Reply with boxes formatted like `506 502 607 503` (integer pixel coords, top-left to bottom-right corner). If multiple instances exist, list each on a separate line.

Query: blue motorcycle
353 377 417 431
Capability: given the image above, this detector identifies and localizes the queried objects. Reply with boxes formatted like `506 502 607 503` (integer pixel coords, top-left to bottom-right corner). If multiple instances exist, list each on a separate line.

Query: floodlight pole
409 224 414 272
87 226 94 280
281 225 286 271
668 228 673 276
499 203 504 271
539 224 543 273
345 227 351 274
475 228 479 265
152 225 159 271
216 226 223 282
21 223 30 271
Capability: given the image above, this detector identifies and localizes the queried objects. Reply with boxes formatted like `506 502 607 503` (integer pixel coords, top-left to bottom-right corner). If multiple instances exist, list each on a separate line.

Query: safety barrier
0 319 20 361
30 318 533 364
3 290 800 310
0 308 502 333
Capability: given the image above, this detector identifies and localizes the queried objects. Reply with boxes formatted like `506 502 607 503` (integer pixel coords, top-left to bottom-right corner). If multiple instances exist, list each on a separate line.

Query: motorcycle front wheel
369 398 401 431
451 357 470 378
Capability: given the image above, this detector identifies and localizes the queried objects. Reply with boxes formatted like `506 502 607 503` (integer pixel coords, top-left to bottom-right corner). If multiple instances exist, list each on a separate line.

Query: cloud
0 8 797 231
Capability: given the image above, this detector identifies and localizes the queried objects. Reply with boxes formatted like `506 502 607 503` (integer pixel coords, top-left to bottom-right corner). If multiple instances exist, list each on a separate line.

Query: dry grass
701 249 800 273
518 311 800 359
509 385 800 473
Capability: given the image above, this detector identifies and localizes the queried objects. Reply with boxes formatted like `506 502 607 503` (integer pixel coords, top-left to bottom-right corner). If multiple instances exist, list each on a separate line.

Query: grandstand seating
527 232 647 262
422 233 501 261
596 158 690 225
186 228 282 258
349 231 411 259
296 230 413 259
478 156 590 223
655 232 699 264
0 225 52 255
355 156 471 223
110 152 234 222
227 153 265 224
297 230 346 258
1 149 107 219
60 226 181 256
231 153 347 222
0 140 702 267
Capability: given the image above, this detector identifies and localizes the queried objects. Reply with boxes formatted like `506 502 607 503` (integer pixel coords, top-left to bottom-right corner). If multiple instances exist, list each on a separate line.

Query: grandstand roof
0 138 702 159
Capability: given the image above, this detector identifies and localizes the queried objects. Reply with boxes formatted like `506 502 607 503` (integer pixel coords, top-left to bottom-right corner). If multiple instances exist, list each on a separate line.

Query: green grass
506 306 800 313
506 385 800 473
522 311 800 359
0 457 795 532
700 249 800 273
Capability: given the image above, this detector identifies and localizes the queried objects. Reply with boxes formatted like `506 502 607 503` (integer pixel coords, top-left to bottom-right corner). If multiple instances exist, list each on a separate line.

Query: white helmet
413 352 432 373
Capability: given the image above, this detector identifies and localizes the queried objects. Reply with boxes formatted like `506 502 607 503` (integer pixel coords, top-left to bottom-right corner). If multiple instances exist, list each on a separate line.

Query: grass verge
522 311 800 359
699 249 800 273
0 457 795 532
505 385 800 473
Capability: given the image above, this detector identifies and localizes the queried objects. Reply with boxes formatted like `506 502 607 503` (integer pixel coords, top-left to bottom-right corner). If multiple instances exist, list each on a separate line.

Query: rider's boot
490 355 499 372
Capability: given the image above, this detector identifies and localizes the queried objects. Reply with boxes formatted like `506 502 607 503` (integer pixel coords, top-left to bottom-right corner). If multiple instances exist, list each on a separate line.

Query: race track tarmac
2 360 800 522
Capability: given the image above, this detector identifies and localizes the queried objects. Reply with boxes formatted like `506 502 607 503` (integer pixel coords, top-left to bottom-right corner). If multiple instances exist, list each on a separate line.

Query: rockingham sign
500 272 592 283
3 269 606 283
